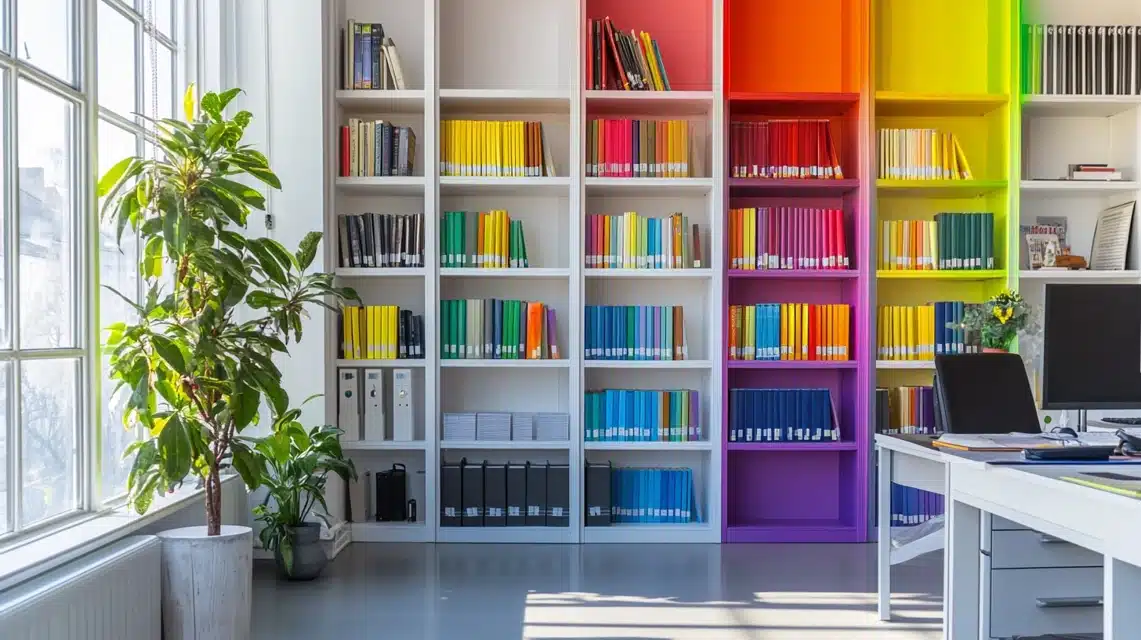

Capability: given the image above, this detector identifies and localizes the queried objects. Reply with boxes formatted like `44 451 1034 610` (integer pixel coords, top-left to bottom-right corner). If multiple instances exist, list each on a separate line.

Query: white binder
392 368 414 441
363 368 387 441
338 369 360 441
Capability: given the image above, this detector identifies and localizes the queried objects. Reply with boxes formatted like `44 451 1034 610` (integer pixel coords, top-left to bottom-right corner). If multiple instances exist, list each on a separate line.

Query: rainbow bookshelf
722 0 871 543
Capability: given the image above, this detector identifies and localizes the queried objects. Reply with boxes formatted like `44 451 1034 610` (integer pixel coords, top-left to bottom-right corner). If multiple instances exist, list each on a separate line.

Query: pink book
625 119 633 178
587 215 595 266
822 209 833 269
816 208 825 268
836 208 848 268
783 207 792 269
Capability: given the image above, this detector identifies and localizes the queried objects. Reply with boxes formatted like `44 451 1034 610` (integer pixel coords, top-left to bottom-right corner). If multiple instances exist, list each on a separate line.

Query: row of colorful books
727 388 839 442
583 389 700 442
877 302 983 361
730 120 844 180
586 466 697 525
585 119 691 178
728 303 852 362
728 207 849 271
876 386 938 435
585 213 702 269
440 120 555 177
340 306 424 360
440 299 560 360
336 213 424 268
440 210 529 269
878 128 973 180
585 305 688 361
339 119 416 177
879 214 995 271
586 17 672 91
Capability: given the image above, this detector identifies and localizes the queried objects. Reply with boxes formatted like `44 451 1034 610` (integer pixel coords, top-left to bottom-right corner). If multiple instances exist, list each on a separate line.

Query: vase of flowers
958 289 1034 353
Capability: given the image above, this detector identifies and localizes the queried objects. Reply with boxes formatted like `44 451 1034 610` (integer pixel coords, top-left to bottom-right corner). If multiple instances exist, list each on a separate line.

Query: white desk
876 433 950 622
947 462 1141 640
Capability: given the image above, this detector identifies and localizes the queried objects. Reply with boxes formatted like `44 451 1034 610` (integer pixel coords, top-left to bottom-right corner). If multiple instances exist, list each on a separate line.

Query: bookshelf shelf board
335 176 426 196
585 90 714 116
342 440 429 452
439 176 571 196
727 360 857 371
351 522 431 544
439 440 570 450
728 178 859 197
876 360 935 370
334 89 425 113
1022 94 1141 118
874 91 1008 117
335 267 427 278
583 523 715 544
876 270 1006 281
584 360 714 370
876 180 1007 198
585 441 713 451
439 88 570 115
1020 180 1141 195
727 442 858 452
583 177 714 197
440 268 570 279
727 269 858 280
1020 270 1141 282
335 359 428 369
725 521 858 544
437 527 573 544
439 359 572 369
584 269 714 280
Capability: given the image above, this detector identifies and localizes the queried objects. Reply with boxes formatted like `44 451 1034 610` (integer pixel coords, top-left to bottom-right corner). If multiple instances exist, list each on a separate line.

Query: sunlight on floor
523 591 942 639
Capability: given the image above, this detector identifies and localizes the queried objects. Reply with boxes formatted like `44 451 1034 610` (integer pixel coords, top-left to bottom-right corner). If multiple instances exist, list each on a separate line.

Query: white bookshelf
323 0 723 544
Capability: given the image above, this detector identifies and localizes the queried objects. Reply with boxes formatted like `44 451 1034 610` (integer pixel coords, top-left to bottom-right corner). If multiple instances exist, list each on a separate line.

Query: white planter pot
157 525 253 640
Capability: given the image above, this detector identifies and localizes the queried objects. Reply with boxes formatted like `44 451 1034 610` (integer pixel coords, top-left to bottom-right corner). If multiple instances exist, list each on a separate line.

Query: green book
626 306 635 359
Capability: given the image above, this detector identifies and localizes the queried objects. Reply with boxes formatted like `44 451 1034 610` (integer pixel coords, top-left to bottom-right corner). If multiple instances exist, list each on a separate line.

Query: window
1 0 185 539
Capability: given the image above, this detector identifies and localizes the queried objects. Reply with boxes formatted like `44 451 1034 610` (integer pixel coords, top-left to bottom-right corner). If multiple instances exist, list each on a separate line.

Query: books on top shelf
340 119 417 177
877 302 981 362
440 211 529 269
585 465 696 526
587 17 672 91
1023 24 1141 96
341 21 407 90
878 129 973 180
440 120 555 177
584 389 700 442
341 305 424 360
730 120 844 180
337 213 424 268
586 213 702 270
585 119 691 178
728 388 839 443
442 412 570 442
728 303 851 362
440 299 560 360
729 207 849 271
585 305 688 361
876 386 937 436
879 213 995 271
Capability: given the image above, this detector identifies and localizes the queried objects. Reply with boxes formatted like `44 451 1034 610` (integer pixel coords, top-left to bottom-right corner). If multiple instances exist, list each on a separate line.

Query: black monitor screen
1043 284 1141 409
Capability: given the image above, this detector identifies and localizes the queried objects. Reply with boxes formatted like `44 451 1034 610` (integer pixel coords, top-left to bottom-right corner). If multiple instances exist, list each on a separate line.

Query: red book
604 18 627 90
624 119 632 177
808 304 818 360
835 208 847 268
340 126 350 177
823 208 833 269
586 19 594 90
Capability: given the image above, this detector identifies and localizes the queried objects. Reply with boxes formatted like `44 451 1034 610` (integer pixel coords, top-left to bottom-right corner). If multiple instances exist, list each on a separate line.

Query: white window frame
0 0 196 545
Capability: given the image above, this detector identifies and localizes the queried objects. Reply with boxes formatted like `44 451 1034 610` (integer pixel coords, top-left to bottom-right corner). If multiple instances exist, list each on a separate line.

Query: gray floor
252 543 942 639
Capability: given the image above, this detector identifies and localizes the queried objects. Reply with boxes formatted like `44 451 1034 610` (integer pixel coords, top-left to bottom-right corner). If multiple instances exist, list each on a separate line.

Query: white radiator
0 535 161 640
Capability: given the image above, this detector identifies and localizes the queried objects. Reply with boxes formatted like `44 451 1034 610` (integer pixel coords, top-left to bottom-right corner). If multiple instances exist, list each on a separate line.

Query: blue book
585 306 594 358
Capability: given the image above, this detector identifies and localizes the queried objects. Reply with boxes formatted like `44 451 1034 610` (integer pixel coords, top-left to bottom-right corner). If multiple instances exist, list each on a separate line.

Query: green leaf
201 91 222 121
183 84 196 122
230 379 260 430
230 445 263 489
151 335 188 375
158 414 192 481
218 87 242 111
295 232 322 271
209 177 266 210
245 165 281 189
247 240 287 284
97 157 135 198
143 236 164 279
234 110 253 129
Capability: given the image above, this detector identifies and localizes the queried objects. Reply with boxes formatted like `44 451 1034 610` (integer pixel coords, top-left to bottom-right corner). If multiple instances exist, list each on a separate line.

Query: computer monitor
1042 284 1141 410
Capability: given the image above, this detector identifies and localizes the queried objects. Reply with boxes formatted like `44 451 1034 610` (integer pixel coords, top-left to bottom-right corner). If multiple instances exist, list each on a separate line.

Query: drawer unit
990 530 1103 570
988 567 1102 639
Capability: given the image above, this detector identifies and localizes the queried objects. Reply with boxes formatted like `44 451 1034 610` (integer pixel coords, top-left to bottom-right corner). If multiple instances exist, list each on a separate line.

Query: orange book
826 304 837 361
501 210 510 267
809 304 818 360
840 304 850 360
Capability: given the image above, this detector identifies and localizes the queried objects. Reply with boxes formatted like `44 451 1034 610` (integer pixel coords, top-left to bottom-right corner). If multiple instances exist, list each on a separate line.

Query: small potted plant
254 420 356 580
958 289 1034 353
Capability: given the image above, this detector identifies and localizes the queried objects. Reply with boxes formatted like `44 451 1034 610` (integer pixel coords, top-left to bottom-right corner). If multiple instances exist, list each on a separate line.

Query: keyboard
1100 417 1141 426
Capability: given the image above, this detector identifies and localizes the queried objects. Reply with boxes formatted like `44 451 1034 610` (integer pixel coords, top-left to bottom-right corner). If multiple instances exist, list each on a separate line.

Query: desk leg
877 445 892 622
944 476 980 640
1104 557 1141 639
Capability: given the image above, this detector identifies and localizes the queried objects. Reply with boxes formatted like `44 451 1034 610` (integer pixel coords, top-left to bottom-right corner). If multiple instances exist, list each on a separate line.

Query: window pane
0 74 6 350
0 363 8 533
141 42 173 120
98 120 139 499
98 2 137 118
153 0 173 38
18 81 76 350
21 358 78 525
16 0 75 84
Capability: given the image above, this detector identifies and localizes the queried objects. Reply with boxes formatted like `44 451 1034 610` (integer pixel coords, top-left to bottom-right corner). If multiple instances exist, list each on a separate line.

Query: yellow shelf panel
876 180 1007 198
876 270 1007 281
875 92 1008 117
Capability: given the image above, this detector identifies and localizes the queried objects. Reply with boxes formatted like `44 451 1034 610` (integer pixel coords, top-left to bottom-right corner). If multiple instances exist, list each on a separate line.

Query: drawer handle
1035 596 1103 609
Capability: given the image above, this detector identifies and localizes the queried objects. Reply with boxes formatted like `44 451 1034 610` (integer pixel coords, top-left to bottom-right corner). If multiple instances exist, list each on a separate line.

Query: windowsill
0 475 241 592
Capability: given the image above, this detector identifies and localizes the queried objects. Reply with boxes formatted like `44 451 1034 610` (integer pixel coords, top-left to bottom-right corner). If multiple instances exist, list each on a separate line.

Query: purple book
547 307 559 360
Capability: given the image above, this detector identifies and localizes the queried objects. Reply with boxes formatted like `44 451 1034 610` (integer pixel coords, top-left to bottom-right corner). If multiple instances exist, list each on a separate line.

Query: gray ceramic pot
275 523 327 581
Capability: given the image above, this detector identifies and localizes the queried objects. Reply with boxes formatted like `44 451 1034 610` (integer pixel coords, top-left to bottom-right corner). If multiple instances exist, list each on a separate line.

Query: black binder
440 459 462 527
484 463 507 527
374 463 407 522
506 462 527 527
462 460 484 527
585 461 612 527
525 462 547 526
546 463 570 527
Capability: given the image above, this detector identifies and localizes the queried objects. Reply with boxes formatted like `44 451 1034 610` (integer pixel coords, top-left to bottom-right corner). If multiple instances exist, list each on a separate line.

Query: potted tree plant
98 86 354 639
957 289 1034 353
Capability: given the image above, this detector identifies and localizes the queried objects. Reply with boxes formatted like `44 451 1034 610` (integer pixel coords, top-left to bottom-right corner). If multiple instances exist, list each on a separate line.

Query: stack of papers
511 413 535 441
535 413 570 441
934 432 1121 451
476 412 512 441
442 413 477 441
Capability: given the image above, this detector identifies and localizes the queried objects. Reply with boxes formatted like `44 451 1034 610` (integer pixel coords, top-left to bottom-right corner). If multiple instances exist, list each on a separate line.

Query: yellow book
373 306 382 359
800 303 809 360
353 306 363 360
953 135 973 180
743 206 753 270
364 306 372 359
949 133 961 179
387 305 398 359
492 121 501 176
515 121 524 177
489 211 499 268
908 305 918 360
743 305 754 361
839 304 849 360
342 307 352 359
641 32 662 90
603 215 611 267
779 303 789 360
786 303 796 360
889 306 901 360
500 210 509 267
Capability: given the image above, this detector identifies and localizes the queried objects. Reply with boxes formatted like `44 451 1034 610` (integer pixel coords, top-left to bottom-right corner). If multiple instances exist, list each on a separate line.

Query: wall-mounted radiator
0 535 161 640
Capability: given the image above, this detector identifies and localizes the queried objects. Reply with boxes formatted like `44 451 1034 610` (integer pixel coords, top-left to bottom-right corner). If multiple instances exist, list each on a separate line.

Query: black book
337 215 350 268
524 462 546 526
546 463 570 527
398 310 408 358
348 215 363 267
585 461 611 527
484 463 507 527
462 460 484 527
506 463 527 526
371 24 383 89
440 460 462 527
